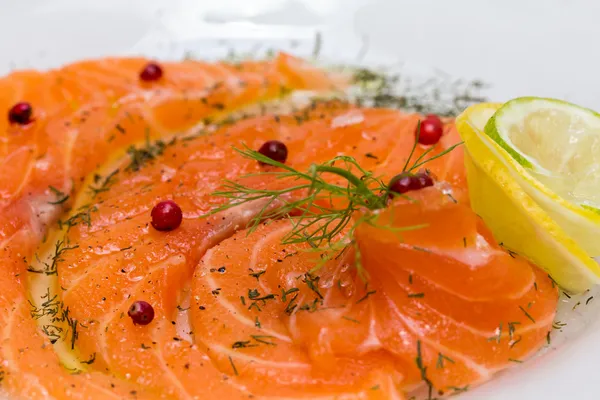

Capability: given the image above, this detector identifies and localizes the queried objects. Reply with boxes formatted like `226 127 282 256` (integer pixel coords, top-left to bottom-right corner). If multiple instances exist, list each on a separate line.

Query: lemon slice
457 103 600 293
483 97 600 256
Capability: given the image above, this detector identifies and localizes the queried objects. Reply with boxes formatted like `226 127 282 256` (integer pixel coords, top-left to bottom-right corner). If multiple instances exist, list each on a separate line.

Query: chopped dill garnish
356 290 377 304
349 65 487 117
508 358 523 364
228 356 239 376
88 169 119 198
250 335 276 346
507 321 521 340
246 289 277 311
552 321 566 330
231 334 277 349
415 340 434 400
342 316 360 324
28 288 60 320
249 270 266 280
547 274 558 288
27 239 79 276
408 293 425 298
284 293 299 315
281 287 299 302
48 186 70 205
232 340 256 349
125 130 176 172
509 335 522 349
297 298 323 313
487 322 503 344
81 353 96 364
518 305 536 323
301 272 323 299
205 139 453 277
411 246 432 253
586 296 594 305
115 123 126 134
436 353 455 369
448 386 469 394
59 204 97 230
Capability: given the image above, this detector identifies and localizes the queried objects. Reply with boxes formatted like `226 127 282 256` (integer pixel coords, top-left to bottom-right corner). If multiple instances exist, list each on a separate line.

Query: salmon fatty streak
0 54 557 399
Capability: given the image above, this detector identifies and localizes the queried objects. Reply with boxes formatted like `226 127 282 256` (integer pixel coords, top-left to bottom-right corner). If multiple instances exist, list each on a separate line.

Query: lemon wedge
484 98 600 255
456 102 600 293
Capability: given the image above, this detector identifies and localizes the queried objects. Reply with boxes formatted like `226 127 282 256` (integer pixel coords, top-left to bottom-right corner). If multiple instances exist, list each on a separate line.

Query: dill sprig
207 129 460 275
207 147 393 276
209 145 387 243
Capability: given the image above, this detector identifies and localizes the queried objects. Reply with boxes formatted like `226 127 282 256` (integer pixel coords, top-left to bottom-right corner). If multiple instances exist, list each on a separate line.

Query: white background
0 1 599 399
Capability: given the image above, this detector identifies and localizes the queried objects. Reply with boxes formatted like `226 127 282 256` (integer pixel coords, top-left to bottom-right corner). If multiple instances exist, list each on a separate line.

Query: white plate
1 1 599 399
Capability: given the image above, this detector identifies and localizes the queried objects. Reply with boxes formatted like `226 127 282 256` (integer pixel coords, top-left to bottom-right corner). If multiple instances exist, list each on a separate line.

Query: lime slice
484 97 600 256
457 103 600 293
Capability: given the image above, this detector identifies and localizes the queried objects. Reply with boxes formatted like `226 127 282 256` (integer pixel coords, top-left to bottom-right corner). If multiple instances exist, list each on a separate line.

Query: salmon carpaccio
0 54 557 400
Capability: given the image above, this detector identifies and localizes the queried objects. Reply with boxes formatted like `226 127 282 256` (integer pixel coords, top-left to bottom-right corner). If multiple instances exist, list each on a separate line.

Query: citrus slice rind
484 97 600 213
473 101 600 256
456 103 600 293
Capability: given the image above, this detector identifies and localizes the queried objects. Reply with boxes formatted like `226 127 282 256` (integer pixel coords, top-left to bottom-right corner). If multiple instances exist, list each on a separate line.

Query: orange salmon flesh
0 54 557 399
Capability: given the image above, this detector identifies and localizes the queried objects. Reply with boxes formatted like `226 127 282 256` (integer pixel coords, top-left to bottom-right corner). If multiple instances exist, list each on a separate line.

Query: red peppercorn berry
388 171 434 195
128 301 155 325
8 102 33 125
151 200 182 231
258 140 288 165
140 62 163 82
416 172 434 188
416 114 444 145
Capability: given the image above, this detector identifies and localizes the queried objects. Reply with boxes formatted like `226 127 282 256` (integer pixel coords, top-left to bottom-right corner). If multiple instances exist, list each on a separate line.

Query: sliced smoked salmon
0 54 346 399
0 53 556 400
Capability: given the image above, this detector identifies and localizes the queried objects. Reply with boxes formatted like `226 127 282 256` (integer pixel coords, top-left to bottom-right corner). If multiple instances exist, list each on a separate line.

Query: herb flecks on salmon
0 52 556 400
0 53 350 399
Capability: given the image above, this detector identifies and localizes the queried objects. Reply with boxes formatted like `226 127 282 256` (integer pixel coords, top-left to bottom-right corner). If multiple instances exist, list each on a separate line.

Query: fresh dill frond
207 146 391 276
207 134 460 276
